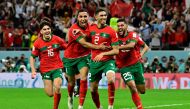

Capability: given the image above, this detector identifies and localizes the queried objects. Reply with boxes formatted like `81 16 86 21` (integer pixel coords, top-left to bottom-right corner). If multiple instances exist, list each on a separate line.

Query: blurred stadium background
0 0 190 109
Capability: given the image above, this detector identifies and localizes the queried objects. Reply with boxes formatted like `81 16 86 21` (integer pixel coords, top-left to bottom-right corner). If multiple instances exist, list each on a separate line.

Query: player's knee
139 90 146 94
129 85 138 93
46 93 54 97
106 72 115 83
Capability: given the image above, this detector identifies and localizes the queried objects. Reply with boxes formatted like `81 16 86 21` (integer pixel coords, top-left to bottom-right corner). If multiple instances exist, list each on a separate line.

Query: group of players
30 8 149 109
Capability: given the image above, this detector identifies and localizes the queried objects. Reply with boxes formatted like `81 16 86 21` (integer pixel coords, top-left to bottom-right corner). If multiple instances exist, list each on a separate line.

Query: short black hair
95 8 107 15
117 18 127 24
76 8 89 18
40 20 51 29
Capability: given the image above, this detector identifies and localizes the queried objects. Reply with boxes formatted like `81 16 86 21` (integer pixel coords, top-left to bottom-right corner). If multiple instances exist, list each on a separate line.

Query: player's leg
89 70 102 109
136 84 146 94
136 63 146 94
66 66 77 109
78 66 88 108
43 79 54 97
90 80 101 109
120 64 143 109
52 69 63 109
104 60 117 109
42 72 54 97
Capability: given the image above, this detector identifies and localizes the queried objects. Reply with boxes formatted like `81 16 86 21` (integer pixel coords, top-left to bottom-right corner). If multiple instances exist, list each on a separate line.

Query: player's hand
94 53 104 62
73 29 81 35
31 72 37 79
99 42 111 50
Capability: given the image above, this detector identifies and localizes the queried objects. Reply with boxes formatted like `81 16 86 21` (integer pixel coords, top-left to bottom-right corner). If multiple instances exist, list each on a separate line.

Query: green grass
0 89 190 109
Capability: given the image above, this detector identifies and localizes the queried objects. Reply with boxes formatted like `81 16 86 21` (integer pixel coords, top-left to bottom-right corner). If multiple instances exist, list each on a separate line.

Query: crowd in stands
0 0 190 50
0 0 190 73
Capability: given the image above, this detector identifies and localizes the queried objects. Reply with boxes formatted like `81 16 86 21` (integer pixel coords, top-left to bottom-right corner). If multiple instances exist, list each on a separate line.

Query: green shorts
89 60 117 82
41 69 63 81
63 55 90 76
119 62 145 85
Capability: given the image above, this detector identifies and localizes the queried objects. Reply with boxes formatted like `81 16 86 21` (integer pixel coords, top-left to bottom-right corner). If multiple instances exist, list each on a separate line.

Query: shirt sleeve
69 28 83 42
137 35 145 47
57 36 67 50
110 30 119 46
31 42 39 58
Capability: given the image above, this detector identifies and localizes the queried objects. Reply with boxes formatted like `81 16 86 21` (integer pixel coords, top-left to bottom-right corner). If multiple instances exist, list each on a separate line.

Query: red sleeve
31 41 39 58
57 36 67 50
69 27 81 41
110 29 118 46
137 35 145 46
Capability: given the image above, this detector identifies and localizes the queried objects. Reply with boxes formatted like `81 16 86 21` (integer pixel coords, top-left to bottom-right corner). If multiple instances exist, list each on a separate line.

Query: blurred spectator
178 59 185 73
140 20 151 46
166 55 178 73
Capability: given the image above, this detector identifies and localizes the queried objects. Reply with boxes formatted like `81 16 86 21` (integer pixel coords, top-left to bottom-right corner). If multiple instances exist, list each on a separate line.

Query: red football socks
108 83 115 105
54 93 61 109
68 84 74 97
91 91 100 108
132 92 143 109
79 80 88 106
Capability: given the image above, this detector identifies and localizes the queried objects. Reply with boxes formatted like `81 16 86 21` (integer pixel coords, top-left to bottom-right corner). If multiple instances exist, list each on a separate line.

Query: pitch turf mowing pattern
0 89 190 109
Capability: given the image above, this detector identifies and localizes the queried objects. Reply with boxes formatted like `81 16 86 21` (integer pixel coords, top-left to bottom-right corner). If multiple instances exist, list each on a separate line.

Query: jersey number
94 36 99 44
48 49 54 57
122 72 132 81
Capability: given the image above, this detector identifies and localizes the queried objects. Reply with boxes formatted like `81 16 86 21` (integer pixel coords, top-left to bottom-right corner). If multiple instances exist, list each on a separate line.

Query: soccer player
30 19 67 109
116 18 145 109
88 8 119 109
63 9 108 109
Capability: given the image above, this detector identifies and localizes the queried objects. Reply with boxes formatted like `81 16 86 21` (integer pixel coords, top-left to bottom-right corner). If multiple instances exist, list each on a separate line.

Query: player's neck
97 23 107 29
77 23 87 30
42 35 52 42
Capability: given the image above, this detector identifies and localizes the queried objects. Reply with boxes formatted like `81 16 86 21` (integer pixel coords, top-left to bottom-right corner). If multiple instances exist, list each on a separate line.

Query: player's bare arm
30 56 37 79
140 43 149 57
78 36 110 50
93 45 119 62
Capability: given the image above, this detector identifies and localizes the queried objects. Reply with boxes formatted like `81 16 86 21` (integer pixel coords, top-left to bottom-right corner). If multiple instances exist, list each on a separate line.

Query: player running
30 19 67 109
116 18 146 109
63 9 108 109
88 8 119 109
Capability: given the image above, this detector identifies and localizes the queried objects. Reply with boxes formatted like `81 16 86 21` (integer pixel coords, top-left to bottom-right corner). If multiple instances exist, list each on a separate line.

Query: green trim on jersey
52 44 60 48
31 54 37 58
76 36 84 42
111 42 119 46
118 40 123 44
130 39 137 43
100 33 110 38
40 46 47 52
90 31 96 36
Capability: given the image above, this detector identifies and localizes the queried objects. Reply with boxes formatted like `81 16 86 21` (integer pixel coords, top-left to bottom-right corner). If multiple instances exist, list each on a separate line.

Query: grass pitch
0 88 190 109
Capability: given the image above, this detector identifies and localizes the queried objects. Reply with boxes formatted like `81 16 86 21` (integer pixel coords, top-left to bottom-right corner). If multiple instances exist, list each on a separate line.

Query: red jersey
90 25 118 61
135 35 145 63
64 23 90 59
116 32 139 68
31 35 67 73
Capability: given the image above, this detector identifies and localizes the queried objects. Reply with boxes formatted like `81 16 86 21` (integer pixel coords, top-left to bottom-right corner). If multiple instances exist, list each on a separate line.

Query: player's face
40 25 51 39
96 11 107 25
117 22 127 36
77 12 89 28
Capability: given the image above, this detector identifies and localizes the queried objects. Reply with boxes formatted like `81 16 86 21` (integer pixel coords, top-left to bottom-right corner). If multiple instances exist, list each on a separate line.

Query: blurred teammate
30 19 67 109
63 9 108 109
116 18 145 109
88 8 119 109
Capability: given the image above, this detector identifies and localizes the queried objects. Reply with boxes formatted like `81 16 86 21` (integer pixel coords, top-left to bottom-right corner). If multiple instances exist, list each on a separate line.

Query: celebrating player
116 18 145 109
30 19 67 109
88 8 119 109
63 9 108 109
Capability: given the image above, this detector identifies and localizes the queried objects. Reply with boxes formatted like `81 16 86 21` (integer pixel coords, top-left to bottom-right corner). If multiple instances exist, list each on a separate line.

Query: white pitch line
120 103 190 109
